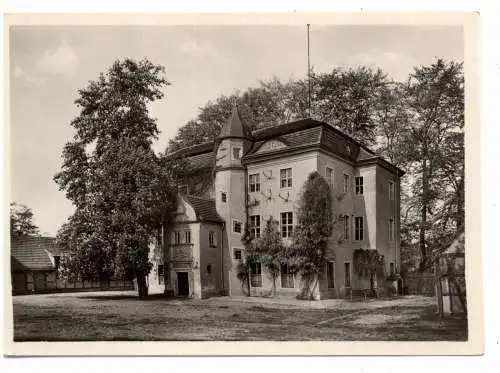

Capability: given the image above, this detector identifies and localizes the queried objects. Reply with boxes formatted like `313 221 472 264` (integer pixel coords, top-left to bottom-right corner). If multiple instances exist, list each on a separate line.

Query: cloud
12 65 42 85
37 39 78 76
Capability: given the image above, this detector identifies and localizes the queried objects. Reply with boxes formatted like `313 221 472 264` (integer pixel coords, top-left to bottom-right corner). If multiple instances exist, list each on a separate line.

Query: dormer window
233 147 242 160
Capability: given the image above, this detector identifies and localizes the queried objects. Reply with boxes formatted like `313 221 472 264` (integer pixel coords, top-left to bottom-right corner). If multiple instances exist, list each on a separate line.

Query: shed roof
10 236 61 271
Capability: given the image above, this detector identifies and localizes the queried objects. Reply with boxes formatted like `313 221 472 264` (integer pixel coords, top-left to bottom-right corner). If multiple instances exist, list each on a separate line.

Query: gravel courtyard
12 291 468 341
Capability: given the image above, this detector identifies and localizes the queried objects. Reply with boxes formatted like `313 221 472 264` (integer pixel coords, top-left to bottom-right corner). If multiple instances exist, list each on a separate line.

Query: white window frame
232 219 243 234
344 261 352 288
280 212 294 238
280 168 293 189
389 180 395 201
355 176 364 195
343 174 350 194
325 166 334 189
354 216 364 241
249 173 260 193
249 215 261 238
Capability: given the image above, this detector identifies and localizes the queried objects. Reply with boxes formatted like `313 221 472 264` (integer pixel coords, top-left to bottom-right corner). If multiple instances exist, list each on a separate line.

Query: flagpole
307 24 311 117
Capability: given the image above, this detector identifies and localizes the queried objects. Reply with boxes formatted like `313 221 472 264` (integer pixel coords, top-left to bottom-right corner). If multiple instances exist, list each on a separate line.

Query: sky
9 24 463 236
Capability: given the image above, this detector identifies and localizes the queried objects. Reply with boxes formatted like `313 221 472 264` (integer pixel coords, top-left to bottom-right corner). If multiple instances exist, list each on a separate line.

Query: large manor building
147 107 404 300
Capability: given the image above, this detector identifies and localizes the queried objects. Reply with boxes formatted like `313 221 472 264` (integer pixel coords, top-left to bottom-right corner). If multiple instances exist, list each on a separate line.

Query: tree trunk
369 271 376 297
419 159 429 272
136 273 148 298
272 277 276 298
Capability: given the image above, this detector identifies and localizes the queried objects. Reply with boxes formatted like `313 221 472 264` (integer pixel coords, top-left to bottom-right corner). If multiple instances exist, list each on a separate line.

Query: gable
254 139 288 154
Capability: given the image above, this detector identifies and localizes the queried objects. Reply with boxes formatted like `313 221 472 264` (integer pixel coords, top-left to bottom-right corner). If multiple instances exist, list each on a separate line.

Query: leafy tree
290 171 334 299
237 223 260 295
166 77 309 152
353 248 385 296
54 58 177 297
398 59 464 271
258 217 285 297
312 67 391 146
10 203 40 238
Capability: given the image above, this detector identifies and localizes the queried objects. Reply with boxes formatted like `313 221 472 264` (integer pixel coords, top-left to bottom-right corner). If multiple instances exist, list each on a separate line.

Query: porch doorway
177 272 189 296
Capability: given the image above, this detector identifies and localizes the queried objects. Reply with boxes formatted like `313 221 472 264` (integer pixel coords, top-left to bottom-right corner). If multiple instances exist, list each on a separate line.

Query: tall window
250 262 262 287
343 215 350 240
355 176 364 195
158 264 165 285
173 231 181 245
343 174 350 193
389 262 395 276
281 212 294 238
389 217 395 242
249 215 261 238
281 263 294 288
233 147 241 160
221 192 227 203
327 261 335 288
249 173 260 192
355 217 364 241
326 167 334 188
344 262 351 287
209 231 216 247
280 168 293 188
389 181 395 201
184 230 191 244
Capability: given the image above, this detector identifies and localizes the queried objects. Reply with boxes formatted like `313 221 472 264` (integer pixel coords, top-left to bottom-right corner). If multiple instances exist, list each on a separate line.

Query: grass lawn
12 291 468 341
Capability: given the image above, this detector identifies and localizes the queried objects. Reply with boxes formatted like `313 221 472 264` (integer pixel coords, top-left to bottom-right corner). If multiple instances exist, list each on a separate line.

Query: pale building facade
148 107 404 299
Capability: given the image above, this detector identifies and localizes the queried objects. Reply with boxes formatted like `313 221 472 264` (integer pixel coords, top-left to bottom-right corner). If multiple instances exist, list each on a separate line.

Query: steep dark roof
167 117 404 175
10 236 61 271
183 195 224 224
168 141 215 159
218 106 247 139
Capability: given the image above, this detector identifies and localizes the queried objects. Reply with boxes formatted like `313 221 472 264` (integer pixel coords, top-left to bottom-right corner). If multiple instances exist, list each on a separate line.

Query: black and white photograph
3 12 482 355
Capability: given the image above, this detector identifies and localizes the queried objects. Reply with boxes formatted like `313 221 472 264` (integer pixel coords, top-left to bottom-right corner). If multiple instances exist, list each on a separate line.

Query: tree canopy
54 58 178 297
10 202 40 238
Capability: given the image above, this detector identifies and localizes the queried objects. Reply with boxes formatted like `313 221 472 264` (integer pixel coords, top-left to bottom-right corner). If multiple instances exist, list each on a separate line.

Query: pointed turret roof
218 106 247 140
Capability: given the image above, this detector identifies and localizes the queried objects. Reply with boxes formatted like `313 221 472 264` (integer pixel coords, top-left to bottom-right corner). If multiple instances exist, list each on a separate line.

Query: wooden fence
12 270 134 295
403 273 436 296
